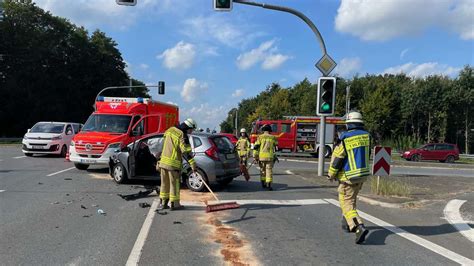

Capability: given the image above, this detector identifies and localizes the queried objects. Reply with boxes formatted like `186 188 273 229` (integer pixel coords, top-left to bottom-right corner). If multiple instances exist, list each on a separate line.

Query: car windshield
30 123 64 134
82 114 132 134
212 136 234 153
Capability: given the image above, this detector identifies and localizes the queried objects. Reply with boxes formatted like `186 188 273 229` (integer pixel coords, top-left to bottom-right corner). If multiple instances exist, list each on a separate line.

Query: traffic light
317 77 336 115
116 0 137 6
214 0 233 11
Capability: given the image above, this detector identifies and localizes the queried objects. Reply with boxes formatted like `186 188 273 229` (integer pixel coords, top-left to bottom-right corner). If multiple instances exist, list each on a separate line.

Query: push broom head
205 202 240 212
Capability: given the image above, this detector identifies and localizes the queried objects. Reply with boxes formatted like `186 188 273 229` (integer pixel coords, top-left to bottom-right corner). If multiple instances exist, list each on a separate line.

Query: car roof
36 121 81 125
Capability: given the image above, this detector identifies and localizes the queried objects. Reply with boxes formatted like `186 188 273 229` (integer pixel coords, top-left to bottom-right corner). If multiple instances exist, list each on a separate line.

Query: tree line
0 0 148 137
220 66 473 153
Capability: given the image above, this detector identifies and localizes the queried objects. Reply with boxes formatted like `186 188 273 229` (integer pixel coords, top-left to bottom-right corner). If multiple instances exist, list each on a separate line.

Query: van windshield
82 114 132 134
30 123 64 134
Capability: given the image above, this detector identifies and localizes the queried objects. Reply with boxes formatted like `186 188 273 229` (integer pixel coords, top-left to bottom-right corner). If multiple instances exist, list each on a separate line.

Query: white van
22 122 83 157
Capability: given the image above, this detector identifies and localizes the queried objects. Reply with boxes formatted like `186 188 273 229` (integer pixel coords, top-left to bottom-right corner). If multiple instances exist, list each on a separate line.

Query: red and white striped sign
373 146 391 176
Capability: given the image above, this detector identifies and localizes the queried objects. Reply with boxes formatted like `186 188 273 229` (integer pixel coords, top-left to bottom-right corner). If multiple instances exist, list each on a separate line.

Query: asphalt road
1 145 473 265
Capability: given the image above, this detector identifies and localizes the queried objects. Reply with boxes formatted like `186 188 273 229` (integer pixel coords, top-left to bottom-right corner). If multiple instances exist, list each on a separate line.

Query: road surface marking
13 156 26 159
88 173 110 180
325 199 473 265
0 190 5 193
126 198 159 266
444 199 474 242
47 167 76 177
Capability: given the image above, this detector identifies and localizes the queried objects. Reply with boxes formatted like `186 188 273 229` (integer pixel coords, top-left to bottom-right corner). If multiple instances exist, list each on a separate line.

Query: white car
22 122 83 157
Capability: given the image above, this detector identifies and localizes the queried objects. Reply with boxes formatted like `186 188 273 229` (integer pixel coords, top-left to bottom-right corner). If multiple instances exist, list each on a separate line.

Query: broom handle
197 174 219 202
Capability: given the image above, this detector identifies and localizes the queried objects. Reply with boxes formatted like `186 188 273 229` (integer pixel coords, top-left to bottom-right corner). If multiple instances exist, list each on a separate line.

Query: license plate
80 159 95 164
226 153 236 159
32 145 45 149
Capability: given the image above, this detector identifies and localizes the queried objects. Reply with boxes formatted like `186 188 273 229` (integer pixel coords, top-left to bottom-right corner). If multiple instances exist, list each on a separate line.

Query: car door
420 144 435 160
64 124 74 147
130 134 164 178
433 144 447 161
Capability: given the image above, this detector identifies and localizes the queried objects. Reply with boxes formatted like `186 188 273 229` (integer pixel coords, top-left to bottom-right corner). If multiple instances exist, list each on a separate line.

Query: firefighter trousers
259 161 273 183
338 181 364 231
159 168 181 203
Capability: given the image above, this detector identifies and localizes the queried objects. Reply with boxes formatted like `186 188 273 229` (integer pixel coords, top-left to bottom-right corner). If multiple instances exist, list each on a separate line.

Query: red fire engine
69 96 179 170
250 116 345 157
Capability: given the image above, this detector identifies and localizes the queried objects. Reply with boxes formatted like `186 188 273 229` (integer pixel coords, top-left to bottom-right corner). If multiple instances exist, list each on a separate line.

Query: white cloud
180 103 228 131
180 78 208 103
157 41 196 70
182 15 264 48
139 63 149 70
335 0 474 41
383 62 462 78
400 48 409 60
236 40 291 70
231 89 244 98
334 57 362 78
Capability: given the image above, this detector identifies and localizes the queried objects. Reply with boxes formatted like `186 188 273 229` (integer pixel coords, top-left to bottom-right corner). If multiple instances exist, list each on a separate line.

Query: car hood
25 132 61 139
73 131 125 144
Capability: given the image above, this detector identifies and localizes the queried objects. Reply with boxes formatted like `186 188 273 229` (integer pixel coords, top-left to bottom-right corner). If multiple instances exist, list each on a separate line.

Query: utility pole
346 85 351 114
235 108 238 137
233 1 337 177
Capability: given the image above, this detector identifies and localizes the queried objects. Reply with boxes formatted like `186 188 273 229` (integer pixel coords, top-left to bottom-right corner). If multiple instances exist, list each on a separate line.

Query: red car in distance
401 143 460 163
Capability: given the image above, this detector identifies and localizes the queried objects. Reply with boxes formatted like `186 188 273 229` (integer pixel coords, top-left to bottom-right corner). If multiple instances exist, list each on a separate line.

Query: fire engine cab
250 116 345 157
69 96 179 170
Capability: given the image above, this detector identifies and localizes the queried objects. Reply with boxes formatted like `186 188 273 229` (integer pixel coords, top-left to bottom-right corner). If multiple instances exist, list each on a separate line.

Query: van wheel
25 153 33 157
60 145 67 157
186 169 208 192
324 145 332 158
446 155 455 163
112 163 127 184
74 163 89 170
411 154 420 162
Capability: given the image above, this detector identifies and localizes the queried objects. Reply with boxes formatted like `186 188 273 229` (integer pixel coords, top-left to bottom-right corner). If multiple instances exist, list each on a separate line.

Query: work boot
261 180 267 188
170 202 185 211
355 224 369 244
267 182 273 191
341 217 350 233
158 199 169 210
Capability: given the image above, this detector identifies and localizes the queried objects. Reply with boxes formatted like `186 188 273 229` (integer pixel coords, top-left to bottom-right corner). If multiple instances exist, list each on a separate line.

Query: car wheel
217 177 233 186
446 155 455 163
60 145 67 157
186 169 207 192
74 163 89 170
324 145 332 158
24 153 33 157
112 163 127 184
411 154 420 162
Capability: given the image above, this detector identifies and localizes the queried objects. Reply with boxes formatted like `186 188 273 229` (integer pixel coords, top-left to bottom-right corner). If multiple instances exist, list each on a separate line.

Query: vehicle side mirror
67 130 73 135
27 129 30 133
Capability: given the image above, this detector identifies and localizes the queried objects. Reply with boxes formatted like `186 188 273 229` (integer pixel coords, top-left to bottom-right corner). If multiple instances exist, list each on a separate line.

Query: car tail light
205 143 219 161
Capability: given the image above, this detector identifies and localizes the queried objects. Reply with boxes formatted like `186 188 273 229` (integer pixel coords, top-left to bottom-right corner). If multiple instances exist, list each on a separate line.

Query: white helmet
183 118 197 129
346 111 364 124
240 128 246 133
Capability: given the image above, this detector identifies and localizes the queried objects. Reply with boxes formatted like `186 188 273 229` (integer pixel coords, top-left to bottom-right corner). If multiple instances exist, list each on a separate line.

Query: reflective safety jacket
236 137 250 157
253 132 277 162
159 126 196 171
328 129 370 183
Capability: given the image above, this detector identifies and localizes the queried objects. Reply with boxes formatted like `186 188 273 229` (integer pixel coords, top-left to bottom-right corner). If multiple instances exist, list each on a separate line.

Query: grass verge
369 176 412 197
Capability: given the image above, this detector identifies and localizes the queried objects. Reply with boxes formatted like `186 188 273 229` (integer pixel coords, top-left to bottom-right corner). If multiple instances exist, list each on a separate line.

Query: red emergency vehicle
250 116 345 157
70 96 179 170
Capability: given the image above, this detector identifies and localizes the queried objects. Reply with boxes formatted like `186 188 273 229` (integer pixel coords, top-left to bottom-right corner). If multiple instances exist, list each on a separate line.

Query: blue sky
34 0 474 130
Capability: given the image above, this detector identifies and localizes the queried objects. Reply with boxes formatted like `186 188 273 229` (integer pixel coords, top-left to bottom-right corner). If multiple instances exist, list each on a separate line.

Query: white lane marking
0 190 5 193
47 167 76 177
126 199 159 266
181 199 328 207
13 156 26 159
444 199 474 242
286 170 294 175
325 199 473 265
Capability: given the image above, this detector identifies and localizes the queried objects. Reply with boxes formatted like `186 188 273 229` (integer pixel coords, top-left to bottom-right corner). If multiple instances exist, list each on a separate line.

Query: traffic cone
65 152 70 162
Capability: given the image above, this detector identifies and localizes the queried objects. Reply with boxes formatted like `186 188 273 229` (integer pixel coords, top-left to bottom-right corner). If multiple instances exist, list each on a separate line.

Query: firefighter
253 124 278 190
236 128 250 167
328 111 370 244
158 118 197 211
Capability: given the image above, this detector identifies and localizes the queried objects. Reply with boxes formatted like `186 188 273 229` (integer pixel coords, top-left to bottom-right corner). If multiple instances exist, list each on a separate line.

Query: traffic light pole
234 0 330 176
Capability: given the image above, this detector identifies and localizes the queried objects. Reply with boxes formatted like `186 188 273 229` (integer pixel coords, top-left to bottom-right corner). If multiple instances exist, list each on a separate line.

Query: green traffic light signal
321 103 330 112
317 77 336 115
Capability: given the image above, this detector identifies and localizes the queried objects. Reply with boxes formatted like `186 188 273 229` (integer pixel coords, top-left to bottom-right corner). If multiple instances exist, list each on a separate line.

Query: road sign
373 146 391 176
315 54 336 76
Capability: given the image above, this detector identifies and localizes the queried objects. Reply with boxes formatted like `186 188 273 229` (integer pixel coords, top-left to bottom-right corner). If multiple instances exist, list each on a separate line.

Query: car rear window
211 136 233 153
192 137 202 148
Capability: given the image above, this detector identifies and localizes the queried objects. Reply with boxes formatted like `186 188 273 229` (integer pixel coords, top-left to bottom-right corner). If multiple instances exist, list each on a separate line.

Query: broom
190 172 240 212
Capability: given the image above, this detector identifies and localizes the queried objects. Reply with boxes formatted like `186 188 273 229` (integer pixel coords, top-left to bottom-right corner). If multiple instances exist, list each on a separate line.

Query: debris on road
139 202 151 208
82 215 91 218
38 182 43 185
64 178 72 181
81 205 87 209
117 189 154 201
91 204 99 207
173 221 182 224
51 201 59 205
97 209 106 215
156 209 168 215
